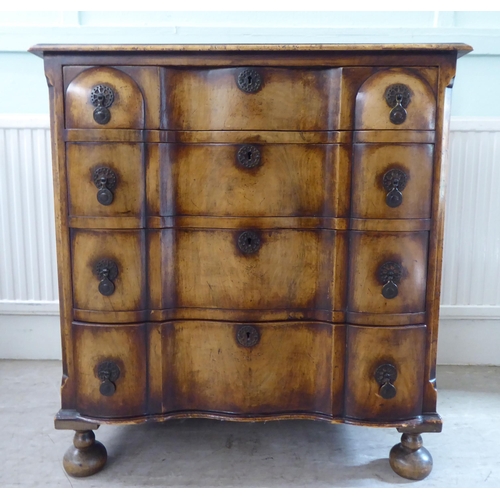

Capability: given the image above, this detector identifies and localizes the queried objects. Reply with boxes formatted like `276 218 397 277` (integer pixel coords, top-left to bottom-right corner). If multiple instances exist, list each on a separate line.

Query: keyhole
247 151 252 160
247 237 252 246
247 75 252 85
246 331 251 341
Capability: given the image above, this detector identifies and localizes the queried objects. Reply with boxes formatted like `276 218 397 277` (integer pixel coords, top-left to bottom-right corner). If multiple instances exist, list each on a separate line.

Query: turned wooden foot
63 430 107 477
389 433 433 480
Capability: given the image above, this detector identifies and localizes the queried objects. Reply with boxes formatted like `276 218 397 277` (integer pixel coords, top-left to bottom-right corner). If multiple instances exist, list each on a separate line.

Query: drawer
71 229 147 321
149 321 343 416
347 231 428 323
351 144 434 219
355 68 436 130
73 322 148 418
345 325 426 421
150 228 342 315
67 142 145 218
152 143 349 217
64 66 160 129
65 67 144 129
162 67 342 131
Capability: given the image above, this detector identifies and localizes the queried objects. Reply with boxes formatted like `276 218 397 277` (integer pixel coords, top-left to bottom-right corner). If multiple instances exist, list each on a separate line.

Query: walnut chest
30 43 472 480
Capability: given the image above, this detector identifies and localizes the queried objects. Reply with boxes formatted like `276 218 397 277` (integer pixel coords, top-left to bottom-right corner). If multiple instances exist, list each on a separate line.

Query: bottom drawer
149 321 344 417
73 322 148 418
345 325 426 421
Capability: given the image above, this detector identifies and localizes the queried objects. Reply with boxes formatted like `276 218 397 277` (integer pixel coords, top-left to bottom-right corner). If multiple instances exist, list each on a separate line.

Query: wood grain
351 144 434 219
67 142 145 218
55 408 442 428
349 219 431 232
63 65 161 129
145 216 350 230
169 228 338 312
153 321 340 415
151 143 349 217
348 231 429 316
353 130 435 143
29 43 473 57
65 129 352 143
34 45 468 439
345 325 426 420
71 229 147 317
44 56 76 409
422 60 458 413
355 68 437 131
73 322 147 418
162 67 341 131
64 66 145 129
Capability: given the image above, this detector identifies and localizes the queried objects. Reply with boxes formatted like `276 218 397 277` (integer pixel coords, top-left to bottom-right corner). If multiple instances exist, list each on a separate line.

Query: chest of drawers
31 43 472 480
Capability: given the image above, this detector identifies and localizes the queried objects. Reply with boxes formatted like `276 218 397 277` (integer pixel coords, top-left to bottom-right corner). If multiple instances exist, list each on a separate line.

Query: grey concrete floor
0 361 499 488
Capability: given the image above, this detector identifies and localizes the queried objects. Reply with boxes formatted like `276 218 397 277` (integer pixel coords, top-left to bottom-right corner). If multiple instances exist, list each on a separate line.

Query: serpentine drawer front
30 43 472 481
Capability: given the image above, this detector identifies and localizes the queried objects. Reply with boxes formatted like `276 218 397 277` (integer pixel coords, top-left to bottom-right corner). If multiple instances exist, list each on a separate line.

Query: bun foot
63 430 107 477
389 433 433 480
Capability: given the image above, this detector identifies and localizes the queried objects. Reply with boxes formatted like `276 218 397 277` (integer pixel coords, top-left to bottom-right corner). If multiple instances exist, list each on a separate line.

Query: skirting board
1 313 498 365
0 315 62 360
437 320 500 366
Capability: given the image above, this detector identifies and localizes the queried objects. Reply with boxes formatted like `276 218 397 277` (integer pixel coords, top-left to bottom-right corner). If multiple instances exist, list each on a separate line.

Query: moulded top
29 43 473 59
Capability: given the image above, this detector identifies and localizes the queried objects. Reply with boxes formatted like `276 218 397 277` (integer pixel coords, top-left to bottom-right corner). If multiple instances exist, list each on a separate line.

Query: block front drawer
71 228 347 322
347 231 428 325
64 66 160 130
345 325 426 421
67 142 145 218
73 322 148 418
150 228 343 315
351 143 434 220
71 229 147 322
149 143 350 218
149 321 344 416
162 67 342 131
355 68 437 131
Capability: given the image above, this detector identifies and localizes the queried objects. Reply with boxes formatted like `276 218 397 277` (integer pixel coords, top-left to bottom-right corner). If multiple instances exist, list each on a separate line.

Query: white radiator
0 115 58 315
0 116 499 319
441 119 500 319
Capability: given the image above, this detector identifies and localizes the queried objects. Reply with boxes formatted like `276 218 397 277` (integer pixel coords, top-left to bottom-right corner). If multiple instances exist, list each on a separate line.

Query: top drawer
162 67 342 131
63 65 436 132
64 66 161 129
355 68 437 131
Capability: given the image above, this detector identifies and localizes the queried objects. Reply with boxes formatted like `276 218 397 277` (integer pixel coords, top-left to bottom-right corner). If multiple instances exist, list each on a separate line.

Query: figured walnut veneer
30 43 472 479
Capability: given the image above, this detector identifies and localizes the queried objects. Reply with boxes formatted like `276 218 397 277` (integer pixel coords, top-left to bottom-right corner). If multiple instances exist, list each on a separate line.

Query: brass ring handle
377 261 403 299
385 84 411 125
97 360 120 397
374 363 397 400
90 84 114 125
382 168 407 208
94 259 118 296
93 166 117 206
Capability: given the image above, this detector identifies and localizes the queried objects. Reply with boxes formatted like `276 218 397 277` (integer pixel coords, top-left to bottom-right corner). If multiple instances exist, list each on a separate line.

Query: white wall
1 11 499 363
2 11 500 115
